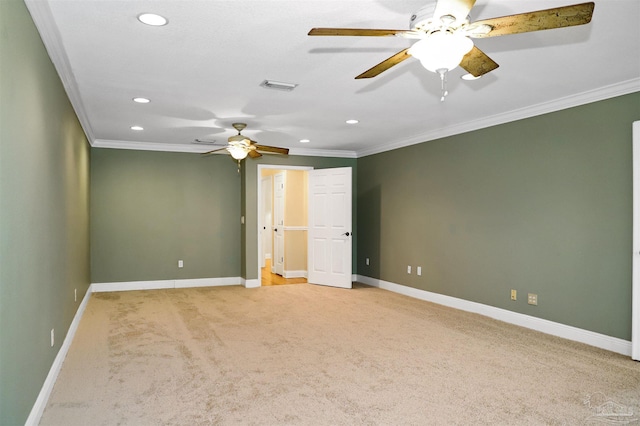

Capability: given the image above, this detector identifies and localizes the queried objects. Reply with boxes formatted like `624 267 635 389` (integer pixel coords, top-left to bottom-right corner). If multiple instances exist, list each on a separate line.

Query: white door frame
260 175 273 268
257 165 313 286
273 172 285 276
632 120 640 360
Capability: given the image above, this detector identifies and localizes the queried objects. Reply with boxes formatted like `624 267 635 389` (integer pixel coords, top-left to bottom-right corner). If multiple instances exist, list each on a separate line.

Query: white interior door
308 167 352 289
274 172 285 276
632 120 640 360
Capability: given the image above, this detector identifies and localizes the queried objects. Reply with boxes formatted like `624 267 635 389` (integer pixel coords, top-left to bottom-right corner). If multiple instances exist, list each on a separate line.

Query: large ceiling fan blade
433 0 477 23
355 48 411 79
459 46 499 77
248 149 262 158
468 2 595 38
200 147 228 156
308 28 410 37
254 145 289 155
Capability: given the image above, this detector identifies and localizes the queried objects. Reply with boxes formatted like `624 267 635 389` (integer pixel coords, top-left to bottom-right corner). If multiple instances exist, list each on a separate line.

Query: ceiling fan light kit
308 0 595 100
408 30 475 100
200 123 290 165
408 31 474 73
227 143 250 160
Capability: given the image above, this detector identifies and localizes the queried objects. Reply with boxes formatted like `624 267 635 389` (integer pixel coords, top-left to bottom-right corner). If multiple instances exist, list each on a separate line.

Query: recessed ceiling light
133 97 150 103
130 126 144 131
137 13 168 26
299 139 310 143
461 73 481 81
346 119 359 124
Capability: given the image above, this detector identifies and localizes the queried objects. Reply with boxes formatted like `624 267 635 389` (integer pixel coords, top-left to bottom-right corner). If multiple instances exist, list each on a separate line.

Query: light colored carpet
40 284 640 425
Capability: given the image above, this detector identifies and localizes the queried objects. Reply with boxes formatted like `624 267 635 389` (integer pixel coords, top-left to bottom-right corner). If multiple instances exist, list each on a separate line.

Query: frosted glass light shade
409 32 474 72
227 145 249 160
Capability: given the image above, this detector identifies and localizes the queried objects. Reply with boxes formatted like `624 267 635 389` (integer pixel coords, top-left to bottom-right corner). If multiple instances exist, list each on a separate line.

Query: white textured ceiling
26 0 640 158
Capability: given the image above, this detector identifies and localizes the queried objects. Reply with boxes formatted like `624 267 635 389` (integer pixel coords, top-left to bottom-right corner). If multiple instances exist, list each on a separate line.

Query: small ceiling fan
308 0 595 100
199 123 289 163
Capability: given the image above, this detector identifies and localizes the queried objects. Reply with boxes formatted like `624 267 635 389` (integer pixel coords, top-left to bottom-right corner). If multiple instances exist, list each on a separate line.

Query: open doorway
258 165 313 286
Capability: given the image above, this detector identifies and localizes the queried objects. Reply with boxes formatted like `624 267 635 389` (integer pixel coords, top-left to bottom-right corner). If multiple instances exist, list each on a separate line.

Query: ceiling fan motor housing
410 0 472 31
410 1 437 30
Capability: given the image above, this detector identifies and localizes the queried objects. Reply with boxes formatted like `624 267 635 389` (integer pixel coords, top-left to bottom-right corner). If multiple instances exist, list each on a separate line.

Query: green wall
357 92 640 340
1 1 636 422
90 150 356 284
241 155 357 280
0 0 91 423
91 149 241 283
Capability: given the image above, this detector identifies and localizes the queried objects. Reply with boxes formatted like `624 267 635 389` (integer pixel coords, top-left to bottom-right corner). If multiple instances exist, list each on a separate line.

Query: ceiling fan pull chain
437 68 449 102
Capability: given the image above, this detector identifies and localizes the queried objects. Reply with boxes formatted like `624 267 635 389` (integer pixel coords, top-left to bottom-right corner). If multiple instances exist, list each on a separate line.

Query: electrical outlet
51 329 55 347
528 293 538 305
417 266 422 276
178 260 184 268
510 289 517 301
407 265 412 274
366 258 370 266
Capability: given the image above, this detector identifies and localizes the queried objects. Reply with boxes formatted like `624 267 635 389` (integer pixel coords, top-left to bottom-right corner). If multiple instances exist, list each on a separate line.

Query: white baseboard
27 276 244 424
25 286 93 426
30 275 628 426
91 277 242 292
175 277 240 288
355 275 632 357
283 270 307 279
243 278 260 288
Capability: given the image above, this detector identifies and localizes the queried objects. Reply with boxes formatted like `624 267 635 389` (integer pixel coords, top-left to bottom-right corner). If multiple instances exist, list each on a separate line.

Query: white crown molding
24 0 96 145
92 139 218 153
356 79 640 158
93 139 358 158
288 147 357 158
24 2 357 160
26 0 638 161
99 79 639 159
356 275 632 357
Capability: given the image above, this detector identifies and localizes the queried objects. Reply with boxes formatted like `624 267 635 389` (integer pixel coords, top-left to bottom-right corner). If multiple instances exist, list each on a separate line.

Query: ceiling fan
308 0 595 100
199 123 289 163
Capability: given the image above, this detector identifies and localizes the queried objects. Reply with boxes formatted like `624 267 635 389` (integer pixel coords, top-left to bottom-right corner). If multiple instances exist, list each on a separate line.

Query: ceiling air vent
260 80 298 92
193 139 218 145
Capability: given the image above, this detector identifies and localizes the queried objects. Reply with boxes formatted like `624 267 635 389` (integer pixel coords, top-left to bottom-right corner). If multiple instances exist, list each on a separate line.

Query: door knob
342 232 351 237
